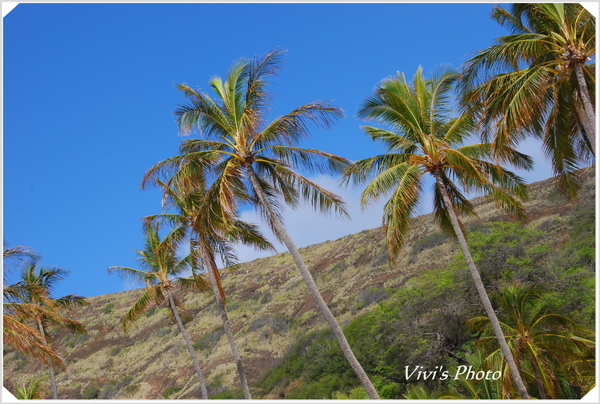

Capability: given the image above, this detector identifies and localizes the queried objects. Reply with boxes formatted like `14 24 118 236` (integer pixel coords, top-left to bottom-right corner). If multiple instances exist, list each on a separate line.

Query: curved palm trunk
574 64 596 152
36 319 58 400
434 174 530 399
166 288 209 399
197 243 252 399
246 165 380 399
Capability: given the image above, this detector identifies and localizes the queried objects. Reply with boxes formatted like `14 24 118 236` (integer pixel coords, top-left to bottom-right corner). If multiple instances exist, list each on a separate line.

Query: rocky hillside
3 167 595 399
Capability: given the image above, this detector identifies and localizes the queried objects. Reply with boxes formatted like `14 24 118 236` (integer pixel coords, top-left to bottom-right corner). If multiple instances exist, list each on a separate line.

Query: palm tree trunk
36 319 58 400
529 358 547 399
197 243 252 399
246 165 380 399
434 174 530 400
574 63 595 152
166 288 209 399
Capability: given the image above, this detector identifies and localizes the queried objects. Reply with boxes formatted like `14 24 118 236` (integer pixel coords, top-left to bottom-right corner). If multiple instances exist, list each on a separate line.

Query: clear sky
3 3 561 299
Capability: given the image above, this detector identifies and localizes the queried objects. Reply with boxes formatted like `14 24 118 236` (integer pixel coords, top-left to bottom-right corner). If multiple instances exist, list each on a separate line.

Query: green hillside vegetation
3 168 595 399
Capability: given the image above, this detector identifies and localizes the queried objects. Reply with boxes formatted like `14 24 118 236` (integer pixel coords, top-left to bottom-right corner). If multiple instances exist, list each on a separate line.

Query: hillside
3 167 595 399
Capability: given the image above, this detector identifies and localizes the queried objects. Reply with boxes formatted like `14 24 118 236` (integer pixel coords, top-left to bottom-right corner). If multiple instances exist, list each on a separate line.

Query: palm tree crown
108 225 199 329
344 66 532 257
460 3 595 196
146 49 349 231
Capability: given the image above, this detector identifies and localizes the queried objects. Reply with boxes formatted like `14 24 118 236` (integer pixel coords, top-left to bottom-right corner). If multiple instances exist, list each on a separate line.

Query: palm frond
122 288 153 332
255 101 344 149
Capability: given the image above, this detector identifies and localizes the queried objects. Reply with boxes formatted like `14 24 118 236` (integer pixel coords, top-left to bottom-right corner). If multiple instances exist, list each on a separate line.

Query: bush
98 375 134 399
248 315 272 332
101 303 116 314
81 385 100 399
162 386 181 398
357 287 393 308
109 346 122 356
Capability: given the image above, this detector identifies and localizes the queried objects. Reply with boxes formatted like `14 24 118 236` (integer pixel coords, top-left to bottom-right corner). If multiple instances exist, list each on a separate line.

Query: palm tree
343 66 533 399
460 3 595 197
14 375 46 400
9 261 87 399
468 283 595 399
140 175 274 399
3 299 65 368
146 49 381 398
3 242 61 367
108 225 210 399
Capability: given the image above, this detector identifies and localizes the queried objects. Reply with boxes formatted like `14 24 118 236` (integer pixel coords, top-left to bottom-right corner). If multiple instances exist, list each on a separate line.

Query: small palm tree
14 375 46 400
460 3 595 197
9 261 87 399
108 225 210 399
147 49 380 398
141 175 274 399
343 66 532 399
3 300 64 368
3 242 61 367
468 283 595 399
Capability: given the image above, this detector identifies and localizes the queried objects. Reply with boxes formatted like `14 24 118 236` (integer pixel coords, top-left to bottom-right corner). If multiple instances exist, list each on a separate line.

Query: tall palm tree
108 225 210 399
140 175 274 399
146 49 380 398
9 261 87 399
460 3 595 197
468 283 595 399
343 66 533 399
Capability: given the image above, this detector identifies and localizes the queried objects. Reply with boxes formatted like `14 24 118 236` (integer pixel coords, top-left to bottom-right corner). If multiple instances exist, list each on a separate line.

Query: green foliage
209 388 244 399
101 302 116 314
357 287 394 309
124 383 140 396
63 333 90 348
258 210 595 399
109 346 122 356
14 376 45 400
81 385 100 399
161 386 181 398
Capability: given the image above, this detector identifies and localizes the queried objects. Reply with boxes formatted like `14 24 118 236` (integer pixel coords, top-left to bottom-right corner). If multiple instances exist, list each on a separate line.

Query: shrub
162 386 181 398
101 303 116 314
109 346 122 356
81 385 100 399
99 375 134 399
357 287 393 308
210 388 244 399
248 315 272 332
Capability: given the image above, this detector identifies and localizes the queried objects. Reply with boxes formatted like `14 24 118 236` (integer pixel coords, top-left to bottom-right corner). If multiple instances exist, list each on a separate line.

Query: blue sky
3 3 565 299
